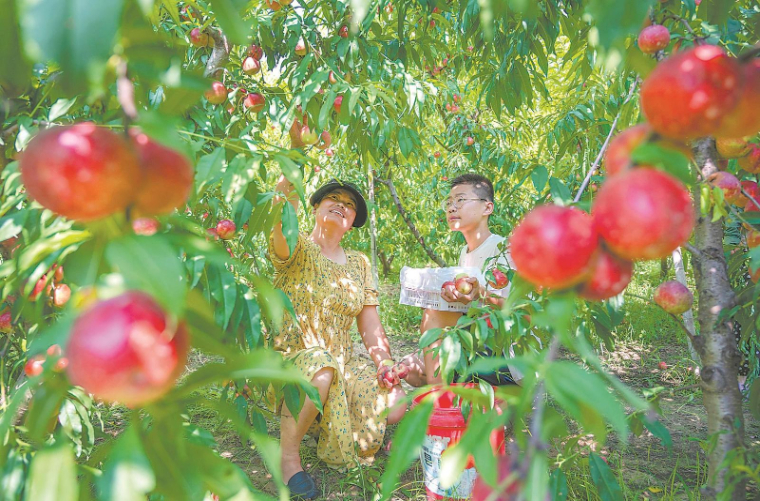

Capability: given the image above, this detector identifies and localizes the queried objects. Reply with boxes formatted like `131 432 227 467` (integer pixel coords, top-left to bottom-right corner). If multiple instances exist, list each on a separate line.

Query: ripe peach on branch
638 25 670 54
592 168 694 261
216 219 236 240
205 81 228 104
129 131 194 217
708 171 743 206
66 291 189 408
640 45 741 140
578 250 634 301
20 123 141 221
510 205 598 289
653 281 694 315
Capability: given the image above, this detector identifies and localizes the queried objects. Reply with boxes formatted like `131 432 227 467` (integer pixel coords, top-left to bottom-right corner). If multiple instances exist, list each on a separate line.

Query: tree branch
116 60 137 134
521 335 562 481
739 42 760 63
740 186 760 213
683 242 704 260
375 175 447 267
663 14 697 38
204 28 230 78
624 291 698 344
573 78 639 203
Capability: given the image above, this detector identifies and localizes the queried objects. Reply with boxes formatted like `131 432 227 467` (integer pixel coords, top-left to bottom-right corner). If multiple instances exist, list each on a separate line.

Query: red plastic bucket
413 384 506 500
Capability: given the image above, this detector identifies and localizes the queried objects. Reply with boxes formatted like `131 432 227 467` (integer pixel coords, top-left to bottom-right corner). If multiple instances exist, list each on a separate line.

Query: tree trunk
691 138 746 499
378 250 394 278
368 162 379 289
376 176 447 267
672 247 700 365
660 257 669 280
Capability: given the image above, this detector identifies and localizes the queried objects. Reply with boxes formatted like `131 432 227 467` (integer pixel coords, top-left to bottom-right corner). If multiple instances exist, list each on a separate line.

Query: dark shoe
287 471 319 499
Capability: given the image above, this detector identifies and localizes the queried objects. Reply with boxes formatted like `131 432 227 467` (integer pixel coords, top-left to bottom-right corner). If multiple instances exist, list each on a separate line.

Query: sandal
287 471 319 500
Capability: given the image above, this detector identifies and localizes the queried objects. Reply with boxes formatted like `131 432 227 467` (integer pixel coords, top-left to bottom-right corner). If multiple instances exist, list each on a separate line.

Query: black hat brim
309 179 368 228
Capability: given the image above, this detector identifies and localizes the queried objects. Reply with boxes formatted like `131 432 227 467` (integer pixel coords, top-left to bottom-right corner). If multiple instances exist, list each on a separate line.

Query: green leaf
630 143 693 186
2 448 26 500
25 381 68 442
187 443 263 500
585 0 654 64
524 452 550 501
549 468 569 501
698 0 733 26
275 154 306 207
548 178 572 205
98 425 156 501
48 98 77 121
195 148 226 197
0 381 30 440
209 264 237 329
531 165 549 193
185 397 284 499
545 361 628 444
0 0 32 95
242 289 262 349
642 416 672 452
18 230 90 273
207 0 252 46
135 110 190 158
18 0 125 89
420 327 442 348
281 202 298 256
250 275 289 332
0 210 27 241
442 409 503 489
26 443 78 501
379 399 433 500
105 234 186 315
283 383 306 418
176 350 308 398
589 452 623 501
440 334 462 383
222 155 257 207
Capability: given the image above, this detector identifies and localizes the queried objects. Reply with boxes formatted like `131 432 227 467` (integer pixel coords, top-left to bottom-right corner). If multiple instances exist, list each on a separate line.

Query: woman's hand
377 364 397 389
271 174 301 261
275 174 294 202
376 361 410 389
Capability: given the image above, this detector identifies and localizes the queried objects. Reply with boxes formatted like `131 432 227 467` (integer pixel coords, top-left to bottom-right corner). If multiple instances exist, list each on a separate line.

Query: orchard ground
97 258 760 500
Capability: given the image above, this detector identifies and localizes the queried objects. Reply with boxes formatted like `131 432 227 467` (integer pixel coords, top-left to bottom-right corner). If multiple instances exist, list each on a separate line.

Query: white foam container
399 266 485 313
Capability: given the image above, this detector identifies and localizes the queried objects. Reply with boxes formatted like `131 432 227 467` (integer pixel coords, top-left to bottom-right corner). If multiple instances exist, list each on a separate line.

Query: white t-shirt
457 233 525 383
458 233 513 298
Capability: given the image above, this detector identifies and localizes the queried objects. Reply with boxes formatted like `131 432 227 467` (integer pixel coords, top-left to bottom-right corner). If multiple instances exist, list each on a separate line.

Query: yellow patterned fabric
269 233 389 467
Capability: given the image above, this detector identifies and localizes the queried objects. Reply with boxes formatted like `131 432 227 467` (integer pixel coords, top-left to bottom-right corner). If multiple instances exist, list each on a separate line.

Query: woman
270 176 407 499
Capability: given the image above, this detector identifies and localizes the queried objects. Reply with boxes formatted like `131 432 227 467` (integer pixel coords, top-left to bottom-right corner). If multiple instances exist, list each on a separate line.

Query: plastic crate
399 266 485 313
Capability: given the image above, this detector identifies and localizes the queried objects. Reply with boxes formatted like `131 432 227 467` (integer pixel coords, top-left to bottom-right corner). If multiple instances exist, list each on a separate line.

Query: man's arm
271 175 300 261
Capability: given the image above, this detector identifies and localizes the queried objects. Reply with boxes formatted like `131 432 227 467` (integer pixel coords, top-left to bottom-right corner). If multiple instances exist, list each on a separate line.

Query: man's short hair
450 174 494 203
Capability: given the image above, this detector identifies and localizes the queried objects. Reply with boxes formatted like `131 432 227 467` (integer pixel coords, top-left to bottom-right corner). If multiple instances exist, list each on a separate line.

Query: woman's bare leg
280 367 335 483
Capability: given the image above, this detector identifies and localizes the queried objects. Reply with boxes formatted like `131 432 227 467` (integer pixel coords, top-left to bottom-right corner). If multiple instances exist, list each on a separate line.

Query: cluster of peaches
511 42 760 301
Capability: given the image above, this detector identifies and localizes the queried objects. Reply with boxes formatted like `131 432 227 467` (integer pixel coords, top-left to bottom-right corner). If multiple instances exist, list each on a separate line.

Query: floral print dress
269 234 391 467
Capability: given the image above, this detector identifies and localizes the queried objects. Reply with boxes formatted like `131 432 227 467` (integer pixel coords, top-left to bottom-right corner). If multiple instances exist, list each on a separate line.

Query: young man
403 173 520 387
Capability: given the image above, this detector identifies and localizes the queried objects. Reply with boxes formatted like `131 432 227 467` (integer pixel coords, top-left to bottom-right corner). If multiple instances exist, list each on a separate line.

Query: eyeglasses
442 197 487 211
